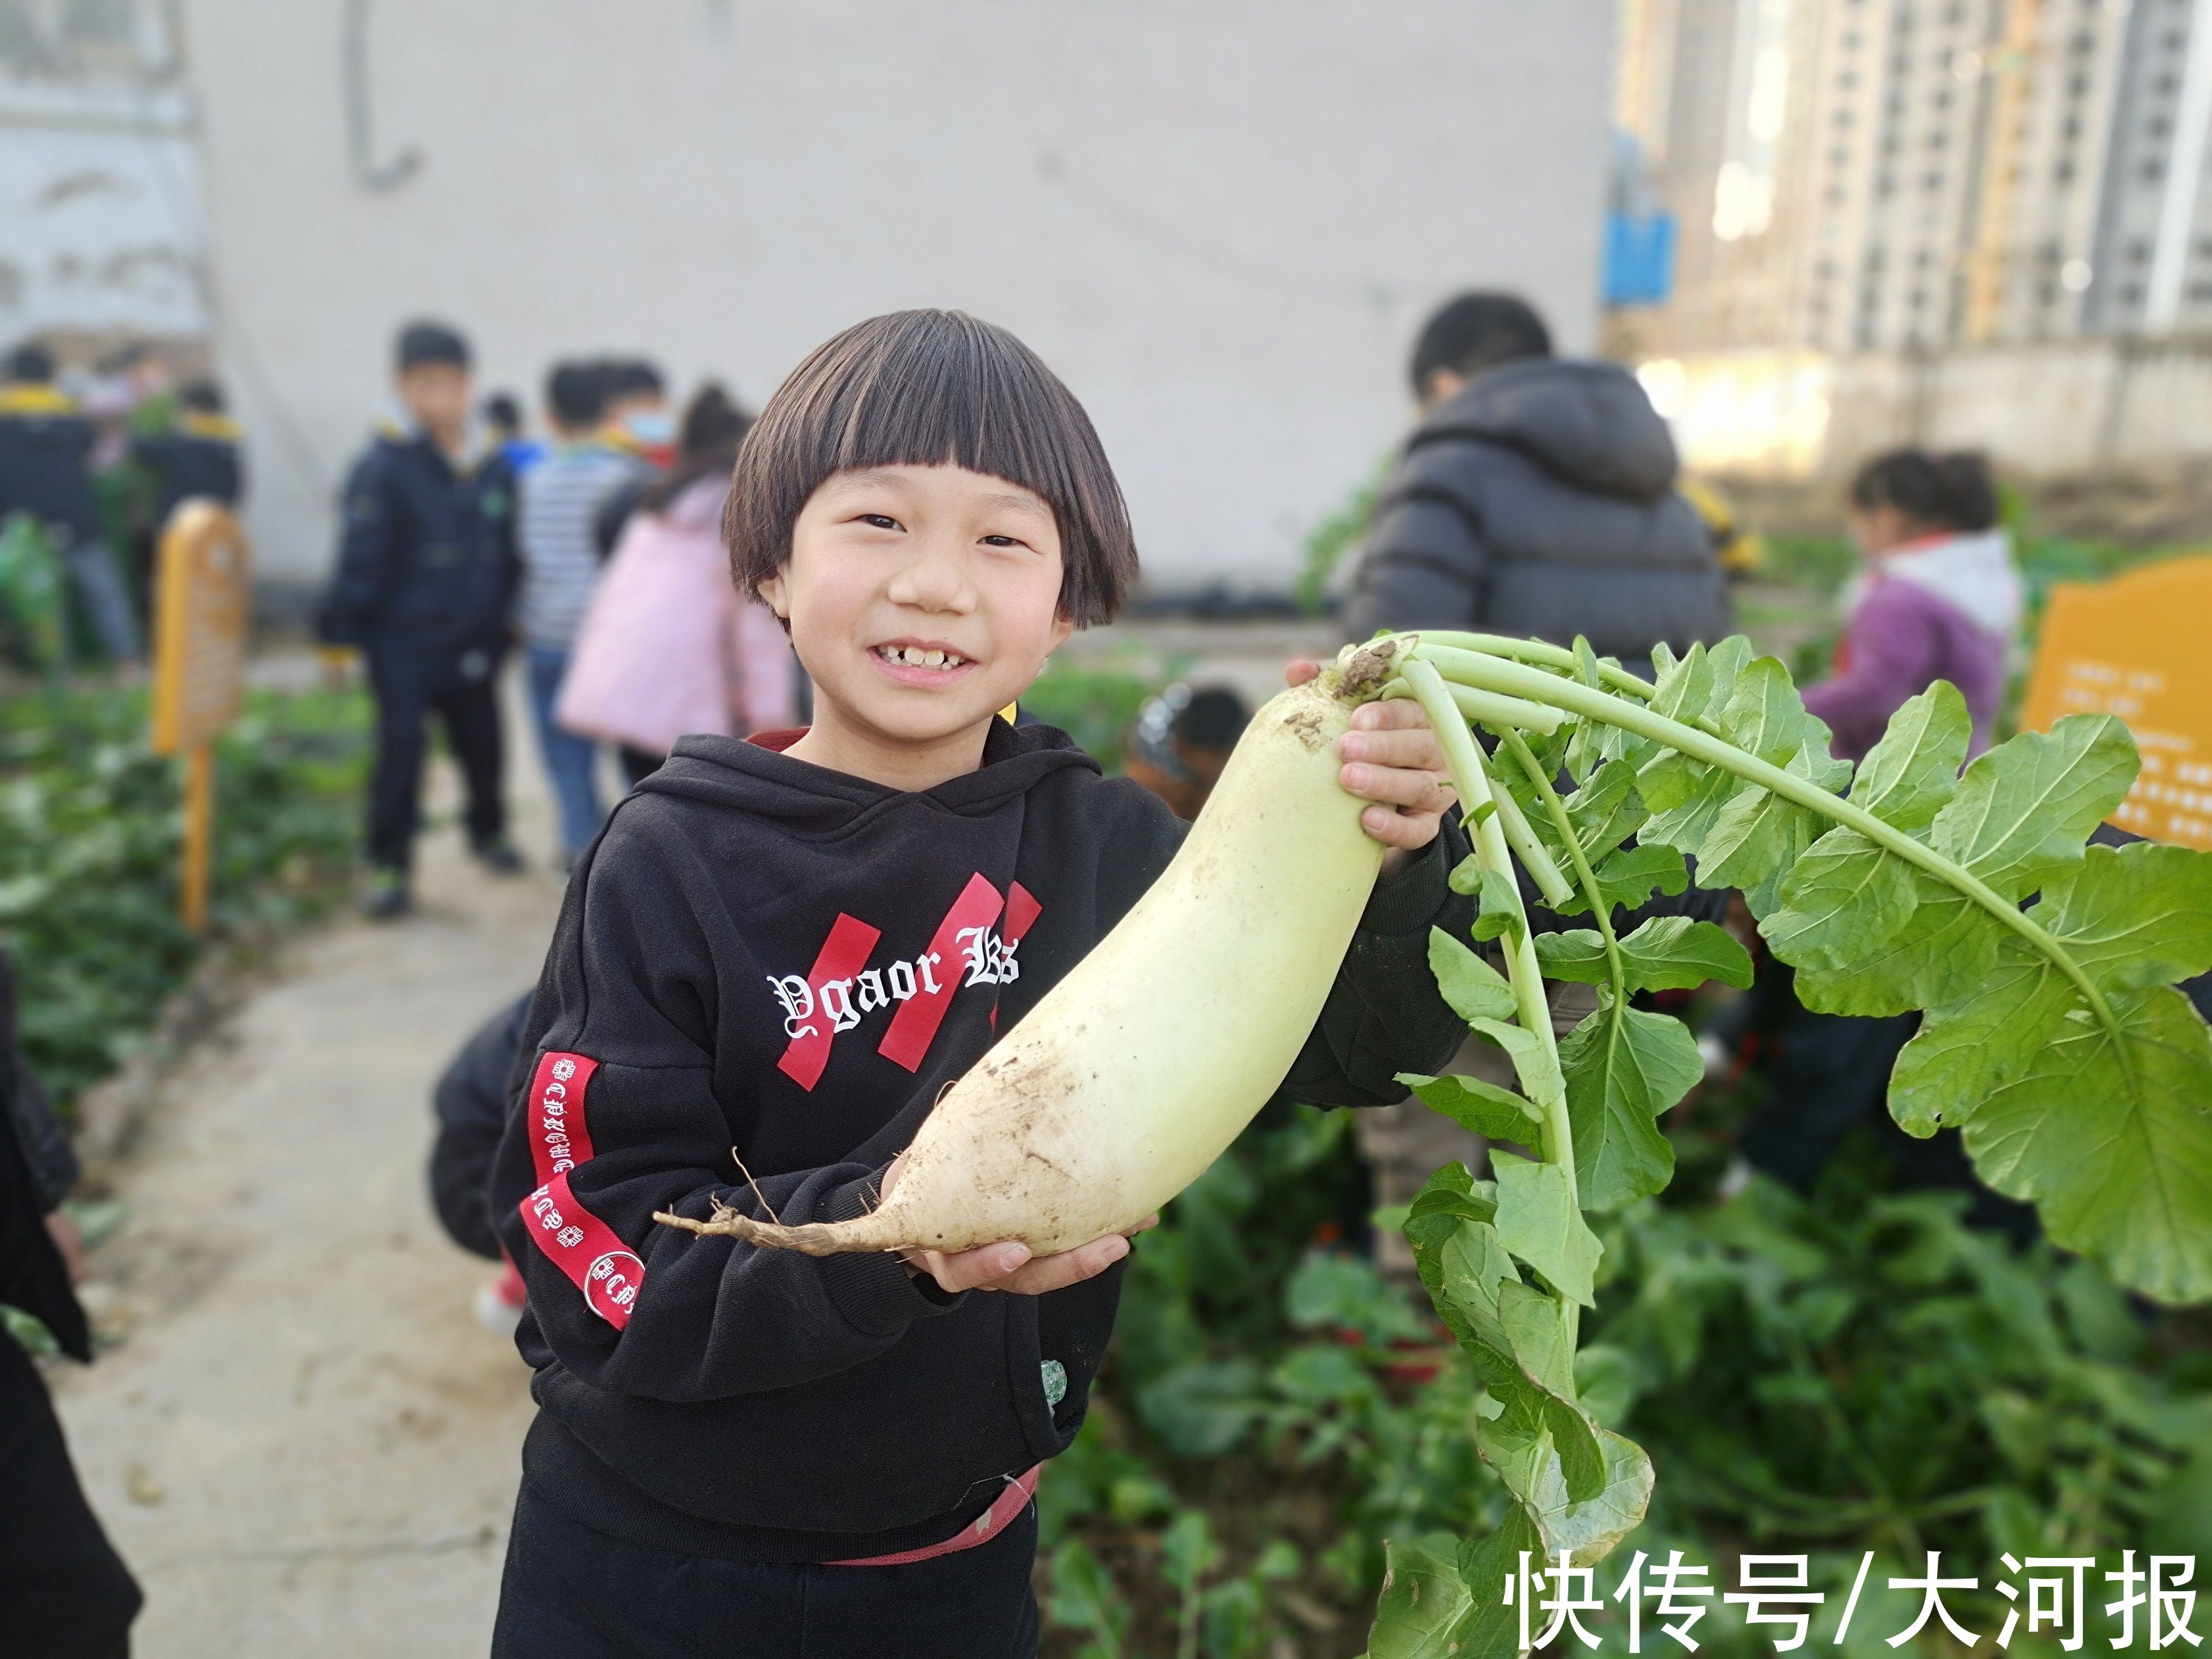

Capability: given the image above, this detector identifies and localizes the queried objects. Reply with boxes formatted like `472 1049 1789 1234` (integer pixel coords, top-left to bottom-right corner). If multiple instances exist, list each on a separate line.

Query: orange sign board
2017 554 2212 850
151 503 250 757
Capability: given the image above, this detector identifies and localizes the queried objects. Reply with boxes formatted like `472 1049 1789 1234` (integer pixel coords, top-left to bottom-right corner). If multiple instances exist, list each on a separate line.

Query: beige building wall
173 0 1614 588
1646 334 2212 476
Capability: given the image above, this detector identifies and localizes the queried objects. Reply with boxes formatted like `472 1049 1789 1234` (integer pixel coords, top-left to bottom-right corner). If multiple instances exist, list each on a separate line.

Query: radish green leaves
1380 630 2212 1659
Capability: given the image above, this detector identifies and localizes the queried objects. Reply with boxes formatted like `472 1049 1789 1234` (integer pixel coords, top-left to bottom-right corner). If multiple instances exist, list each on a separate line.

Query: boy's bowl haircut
724 310 1138 627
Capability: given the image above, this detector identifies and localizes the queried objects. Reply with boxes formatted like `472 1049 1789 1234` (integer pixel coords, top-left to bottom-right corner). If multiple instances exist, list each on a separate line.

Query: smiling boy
487 310 1471 1658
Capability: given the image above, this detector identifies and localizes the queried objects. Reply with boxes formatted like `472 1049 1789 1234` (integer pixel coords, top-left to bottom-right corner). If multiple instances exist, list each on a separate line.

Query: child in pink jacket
557 388 797 783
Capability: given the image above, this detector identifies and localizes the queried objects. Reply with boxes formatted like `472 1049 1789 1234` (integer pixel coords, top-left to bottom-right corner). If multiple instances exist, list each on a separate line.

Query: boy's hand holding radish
891 658 1450 1297
1284 656 1454 870
881 1158 1158 1293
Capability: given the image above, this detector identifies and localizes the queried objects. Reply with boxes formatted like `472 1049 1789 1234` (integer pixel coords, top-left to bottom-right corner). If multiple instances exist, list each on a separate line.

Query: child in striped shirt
517 361 649 864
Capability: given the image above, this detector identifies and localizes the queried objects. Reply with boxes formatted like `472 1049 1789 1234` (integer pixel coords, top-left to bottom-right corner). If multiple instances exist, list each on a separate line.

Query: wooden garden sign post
150 504 250 933
2017 554 2212 849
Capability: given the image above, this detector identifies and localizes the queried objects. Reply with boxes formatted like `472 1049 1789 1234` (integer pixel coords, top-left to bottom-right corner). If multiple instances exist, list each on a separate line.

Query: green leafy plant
1295 460 1390 616
1040 1103 1506 1655
0 514 69 681
1590 1175 2212 1582
1048 1534 1134 1659
0 682 369 1109
1360 628 2212 1656
1016 655 1172 774
1054 1153 2208 1658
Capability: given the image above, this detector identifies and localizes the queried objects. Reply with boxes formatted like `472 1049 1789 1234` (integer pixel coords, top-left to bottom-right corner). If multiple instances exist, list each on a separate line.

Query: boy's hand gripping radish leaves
1373 631 2212 1659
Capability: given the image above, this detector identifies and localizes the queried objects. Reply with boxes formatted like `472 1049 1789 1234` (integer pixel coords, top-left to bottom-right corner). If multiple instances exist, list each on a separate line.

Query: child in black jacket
487 311 1470 1659
318 321 524 918
128 378 245 532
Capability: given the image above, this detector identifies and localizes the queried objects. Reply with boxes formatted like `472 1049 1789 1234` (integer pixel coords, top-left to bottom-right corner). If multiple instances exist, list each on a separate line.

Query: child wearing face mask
599 357 678 467
486 310 1475 1658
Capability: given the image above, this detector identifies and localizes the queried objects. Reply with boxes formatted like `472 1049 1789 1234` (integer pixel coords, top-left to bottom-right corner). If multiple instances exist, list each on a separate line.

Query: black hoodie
1343 357 1734 669
490 717 1473 1562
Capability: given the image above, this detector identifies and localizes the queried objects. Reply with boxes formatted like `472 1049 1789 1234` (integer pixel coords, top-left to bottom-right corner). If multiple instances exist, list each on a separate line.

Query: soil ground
46 681 570 1659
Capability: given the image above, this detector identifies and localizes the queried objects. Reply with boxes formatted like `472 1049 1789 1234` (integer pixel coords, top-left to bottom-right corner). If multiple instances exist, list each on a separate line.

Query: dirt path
35 625 1419 1655
47 710 572 1659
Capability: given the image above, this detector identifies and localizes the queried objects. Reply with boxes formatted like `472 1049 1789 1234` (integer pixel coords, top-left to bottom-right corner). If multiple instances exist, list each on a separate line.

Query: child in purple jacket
1801 449 2023 764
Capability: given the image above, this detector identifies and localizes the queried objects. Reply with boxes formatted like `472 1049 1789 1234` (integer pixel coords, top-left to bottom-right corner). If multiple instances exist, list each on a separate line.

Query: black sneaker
473 839 526 876
361 869 411 919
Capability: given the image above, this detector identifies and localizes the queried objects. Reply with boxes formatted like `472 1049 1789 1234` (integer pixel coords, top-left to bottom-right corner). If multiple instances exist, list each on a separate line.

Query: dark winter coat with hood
1343 358 1733 669
490 719 1478 1565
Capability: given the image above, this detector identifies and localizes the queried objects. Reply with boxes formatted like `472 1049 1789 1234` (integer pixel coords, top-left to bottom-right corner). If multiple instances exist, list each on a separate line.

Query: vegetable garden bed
1013 625 2211 1657
1038 1087 2212 1658
0 679 370 1117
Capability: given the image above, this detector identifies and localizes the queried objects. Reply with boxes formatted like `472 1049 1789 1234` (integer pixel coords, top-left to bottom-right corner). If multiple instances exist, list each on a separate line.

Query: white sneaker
474 1277 524 1338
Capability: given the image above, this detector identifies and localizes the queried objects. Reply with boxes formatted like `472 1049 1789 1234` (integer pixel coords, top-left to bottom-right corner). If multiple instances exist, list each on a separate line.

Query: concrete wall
1646 335 2212 479
175 0 1613 590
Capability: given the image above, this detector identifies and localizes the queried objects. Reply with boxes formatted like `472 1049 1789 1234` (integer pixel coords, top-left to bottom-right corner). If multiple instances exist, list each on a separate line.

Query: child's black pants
491 1481 1039 1659
364 646 507 874
0 1335 142 1658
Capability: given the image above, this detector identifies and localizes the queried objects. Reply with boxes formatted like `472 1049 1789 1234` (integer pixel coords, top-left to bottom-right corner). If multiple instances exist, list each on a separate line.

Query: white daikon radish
654 639 1413 1257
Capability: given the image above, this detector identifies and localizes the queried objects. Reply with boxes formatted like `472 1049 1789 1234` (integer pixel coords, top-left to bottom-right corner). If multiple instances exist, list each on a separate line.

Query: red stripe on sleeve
776 913 883 1091
518 1172 644 1330
877 872 1004 1073
526 1051 600 1187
